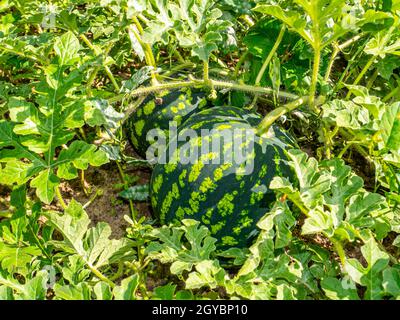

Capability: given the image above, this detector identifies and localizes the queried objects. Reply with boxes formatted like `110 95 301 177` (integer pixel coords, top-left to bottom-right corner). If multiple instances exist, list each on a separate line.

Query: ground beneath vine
57 144 152 239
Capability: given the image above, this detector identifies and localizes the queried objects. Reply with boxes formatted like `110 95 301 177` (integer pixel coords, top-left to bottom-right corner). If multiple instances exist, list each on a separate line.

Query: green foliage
139 0 233 61
0 0 399 301
119 184 150 201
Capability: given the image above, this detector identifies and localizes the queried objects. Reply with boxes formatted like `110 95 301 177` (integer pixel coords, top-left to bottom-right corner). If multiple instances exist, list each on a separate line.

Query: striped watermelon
125 88 210 157
150 106 295 248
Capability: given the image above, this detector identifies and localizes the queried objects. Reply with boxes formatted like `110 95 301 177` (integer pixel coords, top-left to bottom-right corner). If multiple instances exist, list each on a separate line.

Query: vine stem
55 185 67 210
337 141 360 159
257 96 309 135
383 79 400 102
255 25 286 86
162 62 196 78
116 161 138 221
132 16 158 84
109 262 124 281
286 194 309 216
108 78 299 104
250 25 286 109
104 65 121 92
366 68 379 90
339 128 372 163
80 170 90 196
324 45 339 82
333 41 366 93
331 238 346 266
79 34 120 92
323 125 339 159
108 80 197 103
345 55 375 99
173 48 186 64
211 79 297 98
83 188 103 209
0 211 12 219
121 95 147 123
324 34 363 82
234 51 249 78
287 194 347 267
0 45 43 63
203 60 210 83
309 45 321 110
88 263 116 288
346 24 397 99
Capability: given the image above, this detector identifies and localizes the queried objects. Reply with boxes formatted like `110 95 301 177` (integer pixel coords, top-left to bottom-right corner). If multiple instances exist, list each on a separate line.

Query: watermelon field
0 0 400 301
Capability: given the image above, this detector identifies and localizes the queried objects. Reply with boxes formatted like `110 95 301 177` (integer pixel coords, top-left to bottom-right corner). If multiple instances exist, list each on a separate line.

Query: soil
0 185 11 211
56 144 152 239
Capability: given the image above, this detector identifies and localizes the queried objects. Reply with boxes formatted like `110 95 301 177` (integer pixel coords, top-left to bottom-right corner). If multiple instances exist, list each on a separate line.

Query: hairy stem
324 45 339 82
0 45 42 63
109 77 299 104
83 189 103 209
324 35 363 82
234 51 249 78
109 262 124 281
116 161 138 221
255 25 285 86
79 34 120 92
80 170 90 196
250 25 286 109
203 60 210 83
366 68 379 90
104 65 120 91
88 263 116 288
257 96 309 135
337 141 360 159
309 45 321 110
339 128 372 162
346 55 375 99
55 185 67 210
132 16 158 84
0 211 12 219
330 238 346 266
287 195 309 216
323 125 339 159
162 62 196 78
383 81 400 102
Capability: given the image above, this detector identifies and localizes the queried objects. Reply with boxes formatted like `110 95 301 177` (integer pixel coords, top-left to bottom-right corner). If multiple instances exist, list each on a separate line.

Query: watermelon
150 106 295 249
125 88 210 157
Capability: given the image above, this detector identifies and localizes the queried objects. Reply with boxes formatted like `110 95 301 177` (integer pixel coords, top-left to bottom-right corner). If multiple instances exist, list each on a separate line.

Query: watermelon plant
0 0 399 301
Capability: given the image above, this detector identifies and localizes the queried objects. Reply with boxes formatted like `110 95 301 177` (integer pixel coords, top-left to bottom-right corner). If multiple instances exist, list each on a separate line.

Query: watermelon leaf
119 184 150 201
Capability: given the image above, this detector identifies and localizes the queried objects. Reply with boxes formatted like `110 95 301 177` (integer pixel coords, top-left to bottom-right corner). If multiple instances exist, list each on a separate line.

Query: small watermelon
125 88 210 157
150 106 295 249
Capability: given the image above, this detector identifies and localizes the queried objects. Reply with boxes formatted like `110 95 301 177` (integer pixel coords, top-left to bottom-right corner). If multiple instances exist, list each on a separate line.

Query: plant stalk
234 51 249 78
203 60 210 83
346 55 375 99
330 238 346 266
324 35 363 82
255 25 285 86
309 45 321 110
132 16 158 84
55 185 67 210
257 96 309 135
79 34 120 92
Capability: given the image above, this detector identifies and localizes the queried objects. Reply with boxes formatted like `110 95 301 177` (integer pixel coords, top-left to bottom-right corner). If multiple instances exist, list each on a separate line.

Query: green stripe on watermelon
125 88 210 157
150 106 295 249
